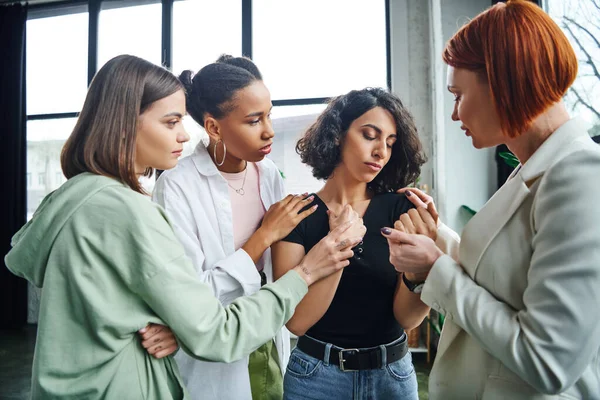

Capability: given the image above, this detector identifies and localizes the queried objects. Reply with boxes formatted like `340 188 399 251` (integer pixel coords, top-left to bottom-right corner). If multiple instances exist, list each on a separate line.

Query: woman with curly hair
272 87 430 399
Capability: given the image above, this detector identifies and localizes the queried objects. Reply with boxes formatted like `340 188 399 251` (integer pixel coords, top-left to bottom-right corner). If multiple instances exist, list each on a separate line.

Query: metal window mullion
242 0 252 58
87 0 100 85
27 112 80 121
161 0 173 70
385 0 392 90
272 97 329 107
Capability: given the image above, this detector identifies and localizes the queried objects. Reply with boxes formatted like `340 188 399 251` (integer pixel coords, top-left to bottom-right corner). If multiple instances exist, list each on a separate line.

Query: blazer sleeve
153 174 261 304
420 149 600 395
435 222 461 261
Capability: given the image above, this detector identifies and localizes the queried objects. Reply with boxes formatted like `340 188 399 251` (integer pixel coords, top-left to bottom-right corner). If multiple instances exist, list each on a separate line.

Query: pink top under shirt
220 162 266 271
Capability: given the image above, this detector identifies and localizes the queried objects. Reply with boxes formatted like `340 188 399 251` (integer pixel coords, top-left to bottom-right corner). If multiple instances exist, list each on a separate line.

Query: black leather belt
296 335 408 371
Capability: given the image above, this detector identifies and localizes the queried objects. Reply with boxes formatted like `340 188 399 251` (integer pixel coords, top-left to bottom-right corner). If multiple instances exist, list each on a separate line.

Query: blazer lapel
432 171 530 362
459 118 589 279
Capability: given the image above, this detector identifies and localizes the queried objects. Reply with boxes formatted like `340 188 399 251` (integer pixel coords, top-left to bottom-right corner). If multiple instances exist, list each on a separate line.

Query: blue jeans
283 337 418 400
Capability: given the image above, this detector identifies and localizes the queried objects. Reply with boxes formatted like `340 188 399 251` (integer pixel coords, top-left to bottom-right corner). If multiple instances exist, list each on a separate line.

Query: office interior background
1 0 599 398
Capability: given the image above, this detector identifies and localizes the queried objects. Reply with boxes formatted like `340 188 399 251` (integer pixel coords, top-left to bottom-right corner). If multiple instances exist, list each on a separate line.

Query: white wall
389 0 496 233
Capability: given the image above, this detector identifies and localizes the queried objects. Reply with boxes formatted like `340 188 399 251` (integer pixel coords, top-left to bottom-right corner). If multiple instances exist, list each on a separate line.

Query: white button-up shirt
152 143 290 400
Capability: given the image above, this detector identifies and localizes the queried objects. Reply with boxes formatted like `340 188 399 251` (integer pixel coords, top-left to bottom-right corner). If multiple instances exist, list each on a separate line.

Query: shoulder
538 146 600 203
82 184 169 231
153 156 207 205
257 157 286 199
283 194 328 244
533 147 600 240
73 183 185 283
156 156 197 189
372 192 414 219
296 194 328 228
257 157 284 183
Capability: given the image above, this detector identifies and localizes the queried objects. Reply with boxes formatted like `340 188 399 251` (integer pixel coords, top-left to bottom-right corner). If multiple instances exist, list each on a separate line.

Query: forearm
435 222 461 261
286 270 343 336
195 250 262 302
393 274 430 331
422 254 600 394
242 227 272 264
142 266 308 364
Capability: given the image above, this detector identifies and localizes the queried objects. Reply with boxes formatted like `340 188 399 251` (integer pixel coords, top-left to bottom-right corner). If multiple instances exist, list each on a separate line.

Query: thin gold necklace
227 162 248 196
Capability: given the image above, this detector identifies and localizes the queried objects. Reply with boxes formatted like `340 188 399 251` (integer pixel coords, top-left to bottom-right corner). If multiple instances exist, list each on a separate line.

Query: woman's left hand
381 228 444 275
138 323 179 359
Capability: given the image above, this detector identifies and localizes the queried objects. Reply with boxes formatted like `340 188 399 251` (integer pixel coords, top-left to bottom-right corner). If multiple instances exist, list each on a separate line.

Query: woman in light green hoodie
4 54 364 400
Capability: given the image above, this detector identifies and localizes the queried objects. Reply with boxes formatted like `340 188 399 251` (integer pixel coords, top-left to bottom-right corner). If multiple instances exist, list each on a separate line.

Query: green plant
460 205 477 217
498 151 520 168
425 313 445 336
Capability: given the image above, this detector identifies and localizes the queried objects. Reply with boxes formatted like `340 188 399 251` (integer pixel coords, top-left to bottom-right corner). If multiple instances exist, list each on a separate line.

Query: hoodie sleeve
105 188 308 363
152 174 261 303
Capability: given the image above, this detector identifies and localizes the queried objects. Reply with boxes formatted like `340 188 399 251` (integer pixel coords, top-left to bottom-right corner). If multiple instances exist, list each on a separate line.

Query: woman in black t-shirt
272 88 432 400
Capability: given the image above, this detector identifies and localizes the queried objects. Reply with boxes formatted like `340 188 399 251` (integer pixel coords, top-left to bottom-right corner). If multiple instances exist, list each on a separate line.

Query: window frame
26 0 390 120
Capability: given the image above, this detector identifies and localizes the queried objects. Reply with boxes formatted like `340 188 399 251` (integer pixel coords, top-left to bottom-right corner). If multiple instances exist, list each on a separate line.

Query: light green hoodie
5 173 307 399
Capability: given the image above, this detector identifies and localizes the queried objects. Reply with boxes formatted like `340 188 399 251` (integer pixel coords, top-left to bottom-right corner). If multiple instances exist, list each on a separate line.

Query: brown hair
61 54 183 193
296 87 426 194
443 0 578 137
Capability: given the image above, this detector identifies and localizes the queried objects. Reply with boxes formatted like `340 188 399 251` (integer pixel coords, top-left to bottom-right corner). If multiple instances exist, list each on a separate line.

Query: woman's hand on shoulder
259 194 318 245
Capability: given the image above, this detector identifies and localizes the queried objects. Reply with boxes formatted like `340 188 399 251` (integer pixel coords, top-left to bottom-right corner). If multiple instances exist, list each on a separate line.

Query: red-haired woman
381 1 600 398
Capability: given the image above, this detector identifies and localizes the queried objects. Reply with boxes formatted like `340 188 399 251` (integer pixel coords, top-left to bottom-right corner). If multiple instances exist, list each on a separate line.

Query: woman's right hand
259 194 318 246
293 219 364 286
327 204 367 245
327 204 362 231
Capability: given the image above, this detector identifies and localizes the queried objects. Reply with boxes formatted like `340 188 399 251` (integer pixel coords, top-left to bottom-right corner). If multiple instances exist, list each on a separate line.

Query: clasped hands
383 188 444 279
327 188 444 279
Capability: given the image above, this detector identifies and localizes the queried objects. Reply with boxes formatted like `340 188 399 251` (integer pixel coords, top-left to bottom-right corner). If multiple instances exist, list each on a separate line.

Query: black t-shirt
283 192 414 348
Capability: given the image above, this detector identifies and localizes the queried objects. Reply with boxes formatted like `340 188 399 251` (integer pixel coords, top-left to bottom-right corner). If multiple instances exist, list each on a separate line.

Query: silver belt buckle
338 348 359 372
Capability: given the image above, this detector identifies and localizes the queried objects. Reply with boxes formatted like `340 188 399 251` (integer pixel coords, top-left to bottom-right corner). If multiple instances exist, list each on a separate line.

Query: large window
26 8 88 224
253 0 388 101
547 0 600 137
26 118 77 220
98 2 162 68
27 11 88 115
269 105 327 194
26 0 389 206
24 0 389 322
252 0 388 194
172 0 242 76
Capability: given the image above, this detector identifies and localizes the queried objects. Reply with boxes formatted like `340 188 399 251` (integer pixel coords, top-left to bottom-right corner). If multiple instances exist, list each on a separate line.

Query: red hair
443 0 578 137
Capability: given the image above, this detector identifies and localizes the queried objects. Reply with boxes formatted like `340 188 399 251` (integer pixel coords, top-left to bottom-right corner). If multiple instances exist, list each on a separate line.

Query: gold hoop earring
213 139 226 166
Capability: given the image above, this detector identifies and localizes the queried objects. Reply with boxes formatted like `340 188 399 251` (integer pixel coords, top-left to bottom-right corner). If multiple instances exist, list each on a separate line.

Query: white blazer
422 118 600 399
152 144 290 400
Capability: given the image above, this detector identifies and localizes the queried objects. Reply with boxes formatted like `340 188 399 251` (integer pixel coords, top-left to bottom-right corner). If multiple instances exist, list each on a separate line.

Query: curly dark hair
296 87 426 194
